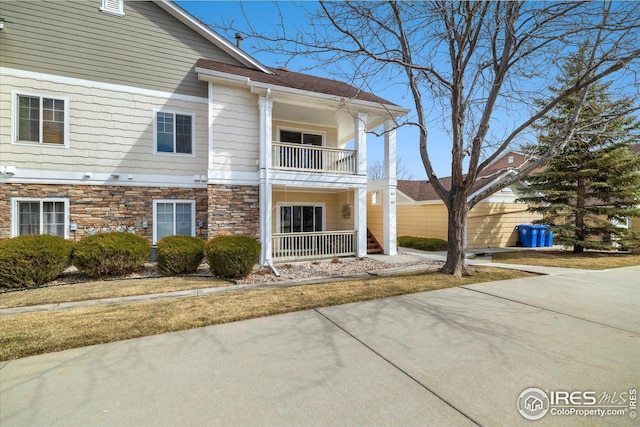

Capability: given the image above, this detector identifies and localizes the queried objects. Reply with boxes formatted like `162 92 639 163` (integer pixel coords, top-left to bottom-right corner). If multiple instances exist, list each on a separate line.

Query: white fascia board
367 179 398 191
394 188 417 203
156 1 272 74
399 199 444 206
7 168 208 188
195 67 252 86
196 67 409 118
270 171 368 189
467 169 521 202
208 170 259 186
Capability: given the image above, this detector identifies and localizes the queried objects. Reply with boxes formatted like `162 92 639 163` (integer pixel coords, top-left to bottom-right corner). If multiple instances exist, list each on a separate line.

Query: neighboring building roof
196 59 398 107
484 151 531 172
631 144 640 155
398 151 528 202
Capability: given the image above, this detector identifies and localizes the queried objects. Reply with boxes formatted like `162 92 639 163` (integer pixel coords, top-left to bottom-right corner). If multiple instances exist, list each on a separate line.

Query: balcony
272 230 357 261
272 142 357 175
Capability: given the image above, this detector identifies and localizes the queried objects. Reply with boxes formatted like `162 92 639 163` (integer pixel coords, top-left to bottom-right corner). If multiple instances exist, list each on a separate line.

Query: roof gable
154 1 271 74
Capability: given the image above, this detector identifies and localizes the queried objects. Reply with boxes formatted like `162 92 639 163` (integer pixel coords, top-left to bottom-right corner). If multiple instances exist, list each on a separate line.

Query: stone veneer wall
0 183 209 242
207 184 260 239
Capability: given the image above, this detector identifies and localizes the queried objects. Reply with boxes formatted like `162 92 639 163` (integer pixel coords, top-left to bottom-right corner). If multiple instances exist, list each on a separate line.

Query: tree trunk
574 176 586 253
440 195 476 277
574 211 585 253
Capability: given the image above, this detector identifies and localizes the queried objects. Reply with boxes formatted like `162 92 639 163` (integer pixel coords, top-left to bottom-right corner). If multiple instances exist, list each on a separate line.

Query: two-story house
0 0 408 264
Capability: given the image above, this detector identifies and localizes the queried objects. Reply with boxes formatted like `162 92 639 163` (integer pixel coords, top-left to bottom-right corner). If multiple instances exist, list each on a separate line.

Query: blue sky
177 0 441 180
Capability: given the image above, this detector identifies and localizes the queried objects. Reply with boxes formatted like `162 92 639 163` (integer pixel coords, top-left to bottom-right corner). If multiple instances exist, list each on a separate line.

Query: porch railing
272 230 357 261
272 142 357 174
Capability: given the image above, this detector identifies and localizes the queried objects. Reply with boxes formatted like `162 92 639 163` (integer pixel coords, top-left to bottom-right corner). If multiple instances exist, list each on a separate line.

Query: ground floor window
12 198 69 238
152 200 195 243
278 204 324 233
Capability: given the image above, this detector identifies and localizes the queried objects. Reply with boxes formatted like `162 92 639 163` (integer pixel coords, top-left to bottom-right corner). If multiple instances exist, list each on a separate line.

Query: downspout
265 259 280 277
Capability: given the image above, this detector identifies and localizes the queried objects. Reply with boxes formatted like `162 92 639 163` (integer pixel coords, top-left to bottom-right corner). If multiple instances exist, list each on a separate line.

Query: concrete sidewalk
1 266 638 426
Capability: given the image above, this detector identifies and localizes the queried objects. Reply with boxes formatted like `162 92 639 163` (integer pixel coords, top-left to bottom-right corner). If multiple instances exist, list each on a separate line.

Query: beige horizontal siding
396 201 541 248
397 204 449 242
467 203 542 248
0 1 243 98
210 84 260 173
1 74 208 175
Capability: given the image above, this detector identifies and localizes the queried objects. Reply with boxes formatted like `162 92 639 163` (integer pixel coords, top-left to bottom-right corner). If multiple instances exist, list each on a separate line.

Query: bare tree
228 1 640 276
368 157 413 181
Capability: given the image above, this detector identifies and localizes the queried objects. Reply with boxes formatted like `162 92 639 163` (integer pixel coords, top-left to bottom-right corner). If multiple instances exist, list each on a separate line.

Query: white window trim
11 197 70 239
11 91 70 148
276 126 326 147
276 202 326 233
152 199 196 244
100 0 124 17
153 109 196 157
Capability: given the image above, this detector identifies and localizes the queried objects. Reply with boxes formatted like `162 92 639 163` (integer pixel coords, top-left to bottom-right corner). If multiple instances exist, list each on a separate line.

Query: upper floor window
100 0 124 16
14 93 69 147
154 111 194 155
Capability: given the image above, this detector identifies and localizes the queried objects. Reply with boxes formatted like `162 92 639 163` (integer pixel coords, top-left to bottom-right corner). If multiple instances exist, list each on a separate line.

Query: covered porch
255 84 406 264
270 186 359 261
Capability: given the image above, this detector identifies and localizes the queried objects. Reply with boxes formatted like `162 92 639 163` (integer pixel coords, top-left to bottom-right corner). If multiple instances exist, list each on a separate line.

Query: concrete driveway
1 266 638 426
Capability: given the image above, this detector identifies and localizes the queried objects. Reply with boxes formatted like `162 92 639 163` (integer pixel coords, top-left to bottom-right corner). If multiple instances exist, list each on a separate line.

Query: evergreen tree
518 48 640 253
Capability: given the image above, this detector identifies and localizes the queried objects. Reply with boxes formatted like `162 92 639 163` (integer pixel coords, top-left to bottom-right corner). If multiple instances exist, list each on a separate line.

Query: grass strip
1 267 530 361
492 250 640 269
0 277 230 309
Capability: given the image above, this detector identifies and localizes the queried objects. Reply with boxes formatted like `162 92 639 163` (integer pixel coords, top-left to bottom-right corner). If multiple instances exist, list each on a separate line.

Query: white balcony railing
272 230 357 261
272 142 357 174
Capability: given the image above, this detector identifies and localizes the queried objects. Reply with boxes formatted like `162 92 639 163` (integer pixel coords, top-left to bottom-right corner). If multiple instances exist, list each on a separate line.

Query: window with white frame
280 129 323 146
370 191 382 205
12 198 69 238
100 0 124 16
14 93 69 146
278 205 324 233
153 200 195 243
154 111 194 155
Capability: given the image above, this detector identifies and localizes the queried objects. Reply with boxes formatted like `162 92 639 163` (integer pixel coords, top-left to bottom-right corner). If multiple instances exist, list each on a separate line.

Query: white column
207 82 214 171
354 113 368 257
258 95 273 264
355 186 368 257
383 120 397 255
355 113 367 176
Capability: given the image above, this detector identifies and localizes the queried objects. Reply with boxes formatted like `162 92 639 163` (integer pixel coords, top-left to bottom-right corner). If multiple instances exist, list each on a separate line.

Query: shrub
206 236 260 279
73 232 150 278
0 235 74 289
398 236 448 251
157 235 205 275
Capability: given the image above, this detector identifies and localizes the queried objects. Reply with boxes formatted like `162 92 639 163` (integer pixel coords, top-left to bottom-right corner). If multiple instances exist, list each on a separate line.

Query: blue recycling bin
517 225 538 248
545 229 554 247
536 225 548 248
